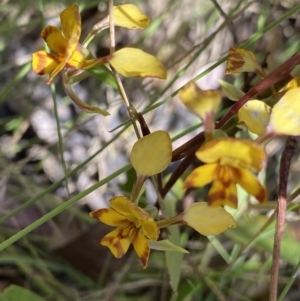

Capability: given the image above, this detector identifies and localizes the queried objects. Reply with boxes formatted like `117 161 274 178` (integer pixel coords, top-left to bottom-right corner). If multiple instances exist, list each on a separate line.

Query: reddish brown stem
218 53 300 129
138 112 151 136
270 136 299 301
162 53 300 198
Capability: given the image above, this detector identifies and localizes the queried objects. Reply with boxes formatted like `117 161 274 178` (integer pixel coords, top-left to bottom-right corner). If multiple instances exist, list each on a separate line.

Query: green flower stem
66 70 90 84
156 214 183 229
113 69 141 139
0 164 131 252
50 83 70 198
131 174 146 204
82 22 108 48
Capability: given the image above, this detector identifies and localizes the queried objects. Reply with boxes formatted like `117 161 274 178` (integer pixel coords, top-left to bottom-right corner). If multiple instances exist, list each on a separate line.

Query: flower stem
131 174 146 204
109 0 115 54
270 136 299 301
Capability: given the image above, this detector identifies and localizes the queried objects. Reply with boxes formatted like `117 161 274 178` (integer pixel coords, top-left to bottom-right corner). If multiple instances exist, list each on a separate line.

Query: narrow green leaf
87 65 118 90
226 215 300 266
0 285 44 301
218 79 245 101
149 240 189 253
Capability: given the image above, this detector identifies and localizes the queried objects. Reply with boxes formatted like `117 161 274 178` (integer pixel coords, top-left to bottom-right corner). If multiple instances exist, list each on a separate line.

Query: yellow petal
184 163 217 189
60 4 81 59
47 61 66 84
132 229 150 268
238 100 271 135
66 46 86 69
183 202 236 236
101 227 133 258
112 4 150 29
89 208 127 226
196 138 266 171
269 87 300 135
225 47 263 75
32 51 60 75
141 219 159 241
129 205 153 226
231 166 267 203
60 4 81 41
178 81 221 119
41 25 67 54
208 179 238 208
109 48 167 79
109 196 133 217
130 131 172 177
285 77 300 90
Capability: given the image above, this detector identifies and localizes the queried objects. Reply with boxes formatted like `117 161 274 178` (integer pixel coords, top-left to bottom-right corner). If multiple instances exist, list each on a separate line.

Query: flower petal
238 100 271 135
225 47 263 75
130 131 172 177
132 229 150 268
109 48 167 79
269 87 300 135
41 25 67 54
183 202 236 236
196 138 266 171
60 4 81 41
231 166 267 203
141 219 159 241
32 51 60 75
112 4 150 29
89 208 127 226
60 4 81 59
65 46 86 69
101 227 134 258
47 61 66 84
178 81 221 120
184 163 217 189
109 196 134 217
208 179 238 208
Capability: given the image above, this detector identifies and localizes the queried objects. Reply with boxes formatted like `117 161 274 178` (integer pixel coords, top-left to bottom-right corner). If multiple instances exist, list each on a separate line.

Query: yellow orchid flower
32 4 104 84
32 4 167 85
184 138 267 208
178 81 220 133
225 47 266 78
90 196 159 268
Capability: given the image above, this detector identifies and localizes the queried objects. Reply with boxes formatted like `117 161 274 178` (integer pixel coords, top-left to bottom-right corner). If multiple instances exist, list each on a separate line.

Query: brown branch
270 136 299 301
162 53 300 197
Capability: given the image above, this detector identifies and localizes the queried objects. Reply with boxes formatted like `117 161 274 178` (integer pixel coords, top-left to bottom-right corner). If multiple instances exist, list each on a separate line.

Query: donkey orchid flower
184 138 267 208
90 196 159 268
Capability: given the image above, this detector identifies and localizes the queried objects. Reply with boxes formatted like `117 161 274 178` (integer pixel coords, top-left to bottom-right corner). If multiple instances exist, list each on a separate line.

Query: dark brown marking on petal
208 190 226 203
255 188 267 203
114 240 126 258
101 235 125 258
228 52 243 60
217 166 234 186
226 193 238 208
226 52 245 72
89 208 109 219
139 245 150 269
208 191 237 208
184 172 200 188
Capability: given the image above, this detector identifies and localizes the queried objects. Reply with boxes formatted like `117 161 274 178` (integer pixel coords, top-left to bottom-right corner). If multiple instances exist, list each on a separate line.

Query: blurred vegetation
1 1 300 300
